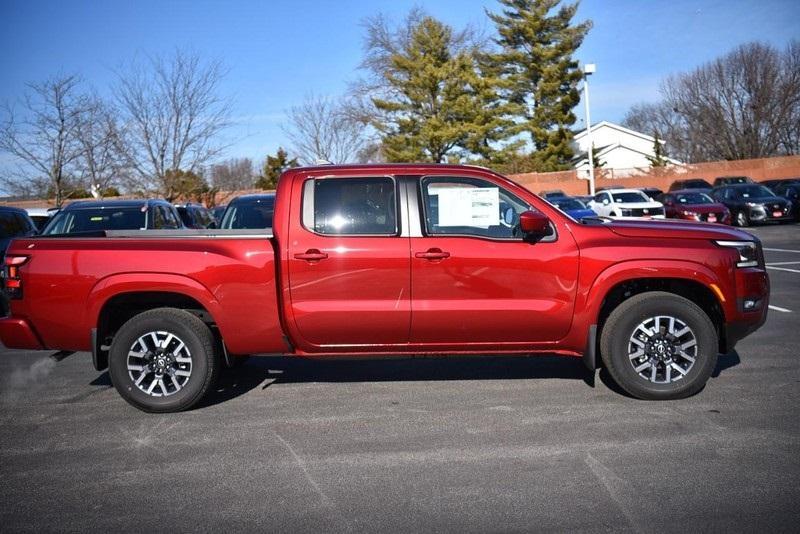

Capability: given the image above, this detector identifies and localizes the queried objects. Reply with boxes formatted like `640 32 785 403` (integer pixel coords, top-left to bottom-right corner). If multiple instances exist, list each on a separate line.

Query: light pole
582 63 596 196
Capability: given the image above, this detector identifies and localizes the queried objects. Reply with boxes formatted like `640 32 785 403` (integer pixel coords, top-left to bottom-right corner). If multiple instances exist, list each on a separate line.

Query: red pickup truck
0 164 769 412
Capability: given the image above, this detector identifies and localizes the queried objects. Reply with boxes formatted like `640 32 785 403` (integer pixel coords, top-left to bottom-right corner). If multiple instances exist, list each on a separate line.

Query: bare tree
0 74 86 205
624 41 800 163
210 157 255 191
114 50 232 196
283 95 368 165
75 95 125 197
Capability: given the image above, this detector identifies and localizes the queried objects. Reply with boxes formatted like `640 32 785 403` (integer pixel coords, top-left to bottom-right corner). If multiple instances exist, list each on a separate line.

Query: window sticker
435 187 500 227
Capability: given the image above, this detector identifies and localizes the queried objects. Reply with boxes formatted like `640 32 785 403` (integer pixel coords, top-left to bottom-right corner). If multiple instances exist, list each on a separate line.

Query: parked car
588 188 665 219
539 189 567 199
0 163 769 412
175 203 216 229
211 205 227 226
220 193 276 229
713 176 753 187
658 190 731 225
762 178 800 193
639 187 663 201
766 180 800 221
42 199 184 235
668 179 712 192
548 196 597 220
25 208 57 232
0 206 37 315
710 184 793 226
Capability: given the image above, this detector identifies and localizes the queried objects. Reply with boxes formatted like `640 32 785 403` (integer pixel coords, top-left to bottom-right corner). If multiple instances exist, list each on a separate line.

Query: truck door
287 175 411 348
409 175 579 345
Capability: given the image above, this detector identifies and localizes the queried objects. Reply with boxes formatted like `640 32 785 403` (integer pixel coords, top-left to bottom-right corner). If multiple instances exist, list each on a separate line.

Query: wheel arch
88 274 223 370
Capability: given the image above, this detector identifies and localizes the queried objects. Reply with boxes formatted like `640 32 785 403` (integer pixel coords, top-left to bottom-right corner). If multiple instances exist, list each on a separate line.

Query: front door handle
294 249 328 262
415 248 450 260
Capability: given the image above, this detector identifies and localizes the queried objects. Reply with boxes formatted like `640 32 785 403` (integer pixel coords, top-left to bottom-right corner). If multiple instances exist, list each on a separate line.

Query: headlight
715 240 760 268
681 210 700 219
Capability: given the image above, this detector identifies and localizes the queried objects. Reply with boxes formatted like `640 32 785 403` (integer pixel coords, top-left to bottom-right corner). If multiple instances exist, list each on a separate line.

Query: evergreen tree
647 132 669 167
488 0 592 171
370 15 520 163
256 147 298 190
590 142 605 168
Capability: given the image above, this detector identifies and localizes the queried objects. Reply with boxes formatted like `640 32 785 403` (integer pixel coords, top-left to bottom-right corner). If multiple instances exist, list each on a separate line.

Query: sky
1 0 799 168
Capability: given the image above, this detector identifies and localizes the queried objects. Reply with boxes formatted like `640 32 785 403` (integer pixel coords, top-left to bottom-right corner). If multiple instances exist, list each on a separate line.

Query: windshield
43 207 146 234
734 185 776 198
675 192 714 205
552 198 586 211
221 197 275 229
611 191 649 203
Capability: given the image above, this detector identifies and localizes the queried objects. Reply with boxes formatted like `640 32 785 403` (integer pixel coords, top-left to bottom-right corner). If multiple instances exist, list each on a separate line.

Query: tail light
4 255 29 299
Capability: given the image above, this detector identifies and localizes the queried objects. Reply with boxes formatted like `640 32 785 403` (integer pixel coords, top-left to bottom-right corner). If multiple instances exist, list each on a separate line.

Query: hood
605 218 754 241
611 201 663 209
672 203 729 213
565 208 597 219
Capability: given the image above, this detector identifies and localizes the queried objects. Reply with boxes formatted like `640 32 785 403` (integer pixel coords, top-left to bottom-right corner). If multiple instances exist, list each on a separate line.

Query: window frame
418 174 555 242
301 175 401 237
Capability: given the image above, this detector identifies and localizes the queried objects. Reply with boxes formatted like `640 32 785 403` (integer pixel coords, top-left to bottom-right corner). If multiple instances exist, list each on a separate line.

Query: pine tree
647 132 669 167
488 0 592 171
256 147 298 190
590 143 605 168
370 15 520 163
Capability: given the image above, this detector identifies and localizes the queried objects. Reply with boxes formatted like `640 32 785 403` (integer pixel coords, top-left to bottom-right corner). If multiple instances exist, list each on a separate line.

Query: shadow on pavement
197 354 593 409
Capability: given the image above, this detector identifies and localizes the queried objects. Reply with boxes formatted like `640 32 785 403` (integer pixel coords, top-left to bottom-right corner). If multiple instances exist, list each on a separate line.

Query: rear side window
302 177 397 235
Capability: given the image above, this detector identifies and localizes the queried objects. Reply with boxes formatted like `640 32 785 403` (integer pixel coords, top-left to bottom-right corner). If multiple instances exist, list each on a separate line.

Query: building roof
573 120 662 143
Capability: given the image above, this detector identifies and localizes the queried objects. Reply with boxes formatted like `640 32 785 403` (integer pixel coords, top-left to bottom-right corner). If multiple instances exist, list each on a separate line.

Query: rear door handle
294 249 328 262
415 248 450 260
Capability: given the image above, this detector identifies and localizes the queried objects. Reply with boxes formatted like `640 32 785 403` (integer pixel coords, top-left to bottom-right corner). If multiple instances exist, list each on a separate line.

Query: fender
88 271 223 335
562 259 730 355
583 259 730 325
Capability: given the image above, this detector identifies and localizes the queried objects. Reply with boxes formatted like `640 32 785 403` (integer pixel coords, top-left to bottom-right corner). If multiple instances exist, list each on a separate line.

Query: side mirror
602 198 610 205
519 210 550 235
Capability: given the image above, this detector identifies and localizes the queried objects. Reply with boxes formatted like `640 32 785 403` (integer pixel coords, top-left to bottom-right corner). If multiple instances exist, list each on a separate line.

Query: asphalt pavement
1 223 798 533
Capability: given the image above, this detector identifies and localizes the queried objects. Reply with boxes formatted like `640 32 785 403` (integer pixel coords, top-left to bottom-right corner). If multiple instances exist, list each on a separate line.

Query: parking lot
1 223 798 533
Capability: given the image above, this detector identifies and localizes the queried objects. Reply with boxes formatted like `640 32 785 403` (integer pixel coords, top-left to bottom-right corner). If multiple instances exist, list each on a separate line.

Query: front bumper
0 317 44 350
722 268 770 352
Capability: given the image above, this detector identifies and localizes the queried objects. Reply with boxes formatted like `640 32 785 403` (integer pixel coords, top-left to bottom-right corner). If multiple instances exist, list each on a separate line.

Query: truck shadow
199 355 593 408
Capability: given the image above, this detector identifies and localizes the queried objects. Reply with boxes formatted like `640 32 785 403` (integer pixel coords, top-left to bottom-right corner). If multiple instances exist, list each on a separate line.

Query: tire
108 308 220 413
599 291 718 400
735 210 750 227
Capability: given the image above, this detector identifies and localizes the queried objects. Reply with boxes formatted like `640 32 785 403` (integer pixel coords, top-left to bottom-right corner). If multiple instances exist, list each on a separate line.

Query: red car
659 190 731 224
0 164 769 412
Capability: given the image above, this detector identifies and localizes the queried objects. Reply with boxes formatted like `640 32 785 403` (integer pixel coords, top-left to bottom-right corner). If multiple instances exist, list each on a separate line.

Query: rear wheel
600 292 718 400
108 308 220 413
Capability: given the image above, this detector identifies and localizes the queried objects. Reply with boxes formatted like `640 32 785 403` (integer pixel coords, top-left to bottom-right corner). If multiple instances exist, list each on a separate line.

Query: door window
421 176 531 239
302 177 397 235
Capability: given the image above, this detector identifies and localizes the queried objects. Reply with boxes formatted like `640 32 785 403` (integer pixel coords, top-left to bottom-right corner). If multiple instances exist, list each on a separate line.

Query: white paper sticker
435 187 500 227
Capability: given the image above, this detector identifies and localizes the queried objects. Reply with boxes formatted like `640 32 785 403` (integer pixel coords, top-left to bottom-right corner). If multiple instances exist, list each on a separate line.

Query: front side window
421 176 532 239
303 177 396 235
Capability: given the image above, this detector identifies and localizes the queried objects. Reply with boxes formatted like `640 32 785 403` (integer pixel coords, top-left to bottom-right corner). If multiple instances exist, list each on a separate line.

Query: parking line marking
763 247 800 253
766 266 800 274
769 305 792 313
766 261 800 266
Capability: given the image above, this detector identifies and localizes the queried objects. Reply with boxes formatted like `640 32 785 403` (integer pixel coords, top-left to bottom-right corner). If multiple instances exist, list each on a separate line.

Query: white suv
588 189 665 219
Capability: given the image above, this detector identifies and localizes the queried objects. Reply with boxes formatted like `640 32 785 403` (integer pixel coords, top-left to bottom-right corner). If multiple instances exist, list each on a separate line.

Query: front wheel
108 308 221 413
735 210 750 227
600 292 718 400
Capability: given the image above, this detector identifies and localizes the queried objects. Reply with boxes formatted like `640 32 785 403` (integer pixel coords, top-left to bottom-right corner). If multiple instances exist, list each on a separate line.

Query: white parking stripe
766 261 800 266
769 305 792 313
766 266 800 274
763 247 800 253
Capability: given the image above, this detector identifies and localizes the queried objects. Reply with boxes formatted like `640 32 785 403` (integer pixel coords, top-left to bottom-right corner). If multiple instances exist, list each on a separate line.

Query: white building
572 121 681 175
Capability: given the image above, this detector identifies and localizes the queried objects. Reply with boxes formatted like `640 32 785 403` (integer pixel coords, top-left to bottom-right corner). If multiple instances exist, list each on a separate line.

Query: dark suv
710 184 793 226
42 199 184 235
0 207 37 259
220 194 276 229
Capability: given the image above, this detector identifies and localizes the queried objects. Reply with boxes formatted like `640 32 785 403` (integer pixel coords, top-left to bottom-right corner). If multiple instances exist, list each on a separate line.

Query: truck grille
626 207 664 217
